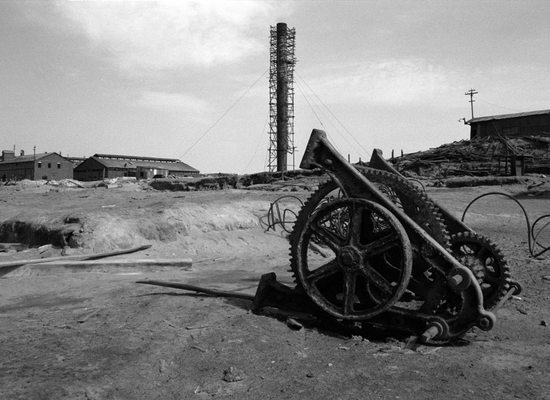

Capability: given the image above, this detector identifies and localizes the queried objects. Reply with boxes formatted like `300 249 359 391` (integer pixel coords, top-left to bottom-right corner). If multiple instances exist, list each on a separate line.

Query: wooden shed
467 109 550 139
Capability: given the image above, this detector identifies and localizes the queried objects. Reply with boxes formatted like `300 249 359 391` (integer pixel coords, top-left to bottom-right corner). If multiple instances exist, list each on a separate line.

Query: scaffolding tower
267 23 296 172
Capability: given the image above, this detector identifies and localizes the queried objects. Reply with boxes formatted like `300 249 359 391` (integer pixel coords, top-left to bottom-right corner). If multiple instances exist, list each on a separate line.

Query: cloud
136 90 208 113
302 59 454 107
53 0 280 72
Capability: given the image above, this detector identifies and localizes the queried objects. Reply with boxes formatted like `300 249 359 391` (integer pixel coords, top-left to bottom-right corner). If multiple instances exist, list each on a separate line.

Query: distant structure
0 150 73 181
466 109 550 139
66 157 87 168
74 154 199 181
267 22 296 172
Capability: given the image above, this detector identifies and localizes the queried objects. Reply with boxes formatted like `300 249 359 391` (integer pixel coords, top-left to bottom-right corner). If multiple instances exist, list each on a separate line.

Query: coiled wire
260 195 303 234
461 192 550 258
262 188 550 258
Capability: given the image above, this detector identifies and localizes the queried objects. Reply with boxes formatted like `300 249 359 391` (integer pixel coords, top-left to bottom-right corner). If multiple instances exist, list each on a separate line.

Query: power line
295 79 325 129
180 68 268 159
296 79 353 155
297 79 358 154
241 117 269 174
297 72 370 156
476 97 522 113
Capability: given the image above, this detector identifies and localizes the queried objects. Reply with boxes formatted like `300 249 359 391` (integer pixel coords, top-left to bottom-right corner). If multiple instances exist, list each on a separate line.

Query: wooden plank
0 244 152 270
39 259 192 268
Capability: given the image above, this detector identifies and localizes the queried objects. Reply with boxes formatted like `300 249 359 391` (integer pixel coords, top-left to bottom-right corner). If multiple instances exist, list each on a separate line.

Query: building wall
0 161 34 181
471 114 550 139
104 168 136 179
136 167 169 179
74 158 108 181
34 153 74 180
169 170 197 177
74 158 137 181
0 153 72 181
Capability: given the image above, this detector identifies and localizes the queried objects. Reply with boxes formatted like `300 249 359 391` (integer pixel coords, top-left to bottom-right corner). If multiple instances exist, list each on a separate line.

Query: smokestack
276 22 289 172
267 22 296 173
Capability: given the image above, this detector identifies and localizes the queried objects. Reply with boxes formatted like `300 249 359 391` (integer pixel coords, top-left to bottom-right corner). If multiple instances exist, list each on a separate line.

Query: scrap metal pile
391 134 550 177
283 129 521 343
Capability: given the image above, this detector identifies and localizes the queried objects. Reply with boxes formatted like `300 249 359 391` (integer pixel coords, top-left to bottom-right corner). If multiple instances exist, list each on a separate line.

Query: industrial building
0 150 73 181
467 109 550 139
73 154 199 181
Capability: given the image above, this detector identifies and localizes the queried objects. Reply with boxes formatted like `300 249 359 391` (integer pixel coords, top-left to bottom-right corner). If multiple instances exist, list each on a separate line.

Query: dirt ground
0 180 549 400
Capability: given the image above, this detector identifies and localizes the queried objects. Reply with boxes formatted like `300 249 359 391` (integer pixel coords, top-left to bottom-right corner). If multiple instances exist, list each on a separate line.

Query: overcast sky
2 1 550 173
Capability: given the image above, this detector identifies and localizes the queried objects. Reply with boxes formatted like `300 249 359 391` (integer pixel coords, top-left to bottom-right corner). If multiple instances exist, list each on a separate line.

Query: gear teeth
355 166 452 250
449 231 512 309
289 166 453 289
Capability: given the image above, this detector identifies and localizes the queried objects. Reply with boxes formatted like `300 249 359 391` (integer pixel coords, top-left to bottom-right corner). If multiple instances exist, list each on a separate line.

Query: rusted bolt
449 274 463 287
478 315 494 331
447 268 471 292
510 281 522 296
420 324 441 343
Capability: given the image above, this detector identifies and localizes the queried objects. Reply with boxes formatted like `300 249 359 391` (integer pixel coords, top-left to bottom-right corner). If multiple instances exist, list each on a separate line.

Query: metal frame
297 129 496 342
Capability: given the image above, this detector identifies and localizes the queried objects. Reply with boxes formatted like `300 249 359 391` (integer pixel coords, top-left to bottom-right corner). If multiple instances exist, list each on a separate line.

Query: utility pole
465 89 478 119
33 146 36 180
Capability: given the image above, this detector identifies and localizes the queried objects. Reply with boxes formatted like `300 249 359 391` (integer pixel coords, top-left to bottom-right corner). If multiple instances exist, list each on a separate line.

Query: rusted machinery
284 129 521 343
138 129 521 344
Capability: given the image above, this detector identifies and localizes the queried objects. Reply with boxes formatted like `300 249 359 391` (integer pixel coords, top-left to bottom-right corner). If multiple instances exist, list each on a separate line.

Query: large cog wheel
449 231 511 309
290 167 450 285
292 198 413 320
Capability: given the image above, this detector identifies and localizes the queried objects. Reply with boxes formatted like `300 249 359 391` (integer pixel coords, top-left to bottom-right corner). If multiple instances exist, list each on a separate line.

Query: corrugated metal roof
0 152 62 165
467 109 550 124
93 154 180 162
90 155 199 173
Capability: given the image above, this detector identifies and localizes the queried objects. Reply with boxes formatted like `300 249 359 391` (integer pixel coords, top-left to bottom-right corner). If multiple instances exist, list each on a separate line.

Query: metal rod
136 280 255 301
491 286 518 314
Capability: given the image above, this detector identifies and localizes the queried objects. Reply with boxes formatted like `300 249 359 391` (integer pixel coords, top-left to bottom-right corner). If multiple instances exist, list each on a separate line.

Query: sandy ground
0 181 549 400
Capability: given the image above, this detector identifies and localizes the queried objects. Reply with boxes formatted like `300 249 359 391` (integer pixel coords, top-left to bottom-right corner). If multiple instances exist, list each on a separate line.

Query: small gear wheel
449 231 511 309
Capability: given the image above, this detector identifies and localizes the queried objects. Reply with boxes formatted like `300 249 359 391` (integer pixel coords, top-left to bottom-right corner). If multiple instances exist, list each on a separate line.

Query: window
38 162 42 168
48 163 51 168
57 163 61 169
